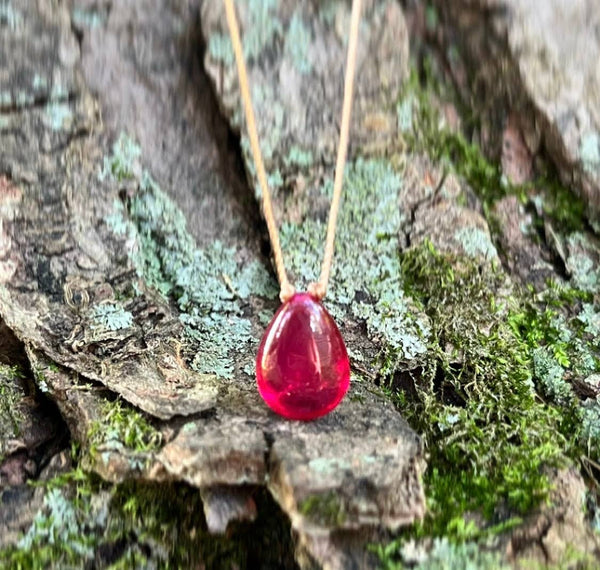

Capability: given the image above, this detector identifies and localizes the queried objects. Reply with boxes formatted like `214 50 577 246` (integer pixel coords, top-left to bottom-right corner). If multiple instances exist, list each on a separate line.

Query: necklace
224 0 362 421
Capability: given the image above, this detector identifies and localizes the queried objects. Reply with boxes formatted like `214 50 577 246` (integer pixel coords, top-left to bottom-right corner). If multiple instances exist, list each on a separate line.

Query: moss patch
0 462 297 569
398 243 570 537
400 66 588 233
87 398 162 467
299 491 346 527
376 240 600 564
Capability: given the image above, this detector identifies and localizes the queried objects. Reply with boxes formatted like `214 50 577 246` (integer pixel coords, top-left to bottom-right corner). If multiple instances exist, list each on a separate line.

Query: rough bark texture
2 0 600 568
433 0 600 217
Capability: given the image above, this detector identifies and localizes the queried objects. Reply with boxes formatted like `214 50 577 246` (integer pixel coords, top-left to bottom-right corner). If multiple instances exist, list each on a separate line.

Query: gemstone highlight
256 293 350 421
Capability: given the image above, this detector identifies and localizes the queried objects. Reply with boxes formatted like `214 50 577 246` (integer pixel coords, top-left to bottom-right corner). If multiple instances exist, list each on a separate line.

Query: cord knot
308 281 326 301
279 282 296 304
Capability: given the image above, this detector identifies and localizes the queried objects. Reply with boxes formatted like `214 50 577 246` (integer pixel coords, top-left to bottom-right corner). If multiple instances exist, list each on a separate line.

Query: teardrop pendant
256 293 350 421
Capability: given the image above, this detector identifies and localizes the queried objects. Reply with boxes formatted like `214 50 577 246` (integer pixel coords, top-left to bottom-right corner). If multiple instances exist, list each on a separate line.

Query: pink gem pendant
256 293 350 421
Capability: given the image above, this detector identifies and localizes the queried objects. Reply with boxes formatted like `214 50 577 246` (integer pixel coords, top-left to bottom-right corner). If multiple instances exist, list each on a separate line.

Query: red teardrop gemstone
256 292 350 421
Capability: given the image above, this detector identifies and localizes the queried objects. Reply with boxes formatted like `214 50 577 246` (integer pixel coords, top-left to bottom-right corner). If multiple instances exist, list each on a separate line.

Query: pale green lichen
285 145 313 169
397 96 414 133
454 227 498 261
318 0 338 25
237 82 285 189
32 74 48 90
99 132 142 182
0 2 22 31
71 6 105 29
241 0 282 61
532 347 572 405
424 5 439 32
580 399 600 457
251 82 284 159
90 303 134 331
577 303 600 339
565 232 600 290
102 133 277 379
44 102 72 131
285 12 312 74
18 489 95 560
208 33 234 66
280 159 428 368
580 132 600 175
50 83 69 102
15 91 34 107
568 253 599 292
380 538 509 570
0 91 11 107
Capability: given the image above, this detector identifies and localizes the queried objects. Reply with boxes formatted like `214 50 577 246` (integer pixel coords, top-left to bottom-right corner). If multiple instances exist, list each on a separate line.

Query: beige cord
223 0 362 303
308 0 362 300
223 0 295 303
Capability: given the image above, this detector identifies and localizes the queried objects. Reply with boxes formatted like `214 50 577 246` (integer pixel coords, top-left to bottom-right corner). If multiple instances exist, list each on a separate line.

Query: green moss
1 462 295 569
87 398 162 461
368 57 598 565
299 492 346 526
32 367 50 393
402 66 588 233
508 282 600 465
396 242 569 540
285 11 312 74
